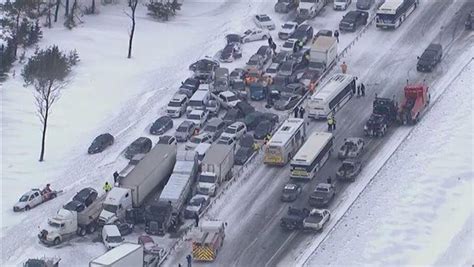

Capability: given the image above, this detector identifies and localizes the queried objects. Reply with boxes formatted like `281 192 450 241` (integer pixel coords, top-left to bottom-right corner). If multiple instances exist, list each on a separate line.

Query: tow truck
13 186 62 212
364 96 398 137
397 83 430 124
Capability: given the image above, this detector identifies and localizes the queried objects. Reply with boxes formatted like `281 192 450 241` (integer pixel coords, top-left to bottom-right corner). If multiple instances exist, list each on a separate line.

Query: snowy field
303 60 473 266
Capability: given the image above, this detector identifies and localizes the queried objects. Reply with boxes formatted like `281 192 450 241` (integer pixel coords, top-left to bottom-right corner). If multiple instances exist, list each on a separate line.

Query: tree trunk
54 0 60 22
14 12 21 57
65 0 69 17
91 0 95 14
127 1 137 59
39 108 48 161
47 0 52 28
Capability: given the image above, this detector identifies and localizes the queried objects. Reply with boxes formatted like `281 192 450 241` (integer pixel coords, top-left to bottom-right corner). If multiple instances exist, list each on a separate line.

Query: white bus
290 132 334 179
307 73 356 120
264 118 306 166
376 0 419 29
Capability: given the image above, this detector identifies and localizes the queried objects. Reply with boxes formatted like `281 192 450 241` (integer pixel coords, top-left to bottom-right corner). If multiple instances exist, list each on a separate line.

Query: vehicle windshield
335 0 346 2
106 236 123 243
189 100 203 107
168 101 181 107
267 67 278 73
309 61 325 70
224 127 237 134
103 204 118 213
283 188 295 194
233 81 245 90
283 42 294 48
190 198 203 206
48 221 62 228
223 46 234 54
251 85 264 92
421 50 437 60
259 16 271 22
204 125 217 132
177 126 188 132
190 137 202 144
199 174 216 183
301 0 316 2
226 95 238 102
342 162 355 169
188 114 201 120
19 195 29 202
280 63 293 72
282 23 294 29
248 58 259 65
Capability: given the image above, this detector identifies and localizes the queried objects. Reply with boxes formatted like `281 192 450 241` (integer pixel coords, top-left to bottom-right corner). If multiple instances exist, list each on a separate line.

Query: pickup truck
280 207 310 230
13 187 61 212
308 183 335 207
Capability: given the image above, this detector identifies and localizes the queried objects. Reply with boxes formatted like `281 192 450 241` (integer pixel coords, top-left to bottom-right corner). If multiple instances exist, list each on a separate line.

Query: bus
307 73 356 120
290 132 334 179
264 118 306 166
376 0 419 29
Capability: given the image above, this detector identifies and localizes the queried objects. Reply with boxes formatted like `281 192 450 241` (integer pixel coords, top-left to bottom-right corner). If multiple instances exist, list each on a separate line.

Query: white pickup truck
303 208 331 231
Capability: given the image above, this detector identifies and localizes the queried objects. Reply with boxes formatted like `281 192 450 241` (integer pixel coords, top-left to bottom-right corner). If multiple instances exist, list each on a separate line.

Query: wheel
25 205 30 211
50 193 57 199
54 237 61 246
87 224 97 234
77 227 87 236
262 35 268 40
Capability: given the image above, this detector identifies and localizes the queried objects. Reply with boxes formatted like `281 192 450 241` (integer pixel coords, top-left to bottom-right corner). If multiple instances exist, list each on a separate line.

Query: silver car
175 121 196 142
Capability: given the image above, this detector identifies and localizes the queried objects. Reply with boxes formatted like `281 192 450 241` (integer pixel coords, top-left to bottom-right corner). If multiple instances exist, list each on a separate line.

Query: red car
138 235 164 255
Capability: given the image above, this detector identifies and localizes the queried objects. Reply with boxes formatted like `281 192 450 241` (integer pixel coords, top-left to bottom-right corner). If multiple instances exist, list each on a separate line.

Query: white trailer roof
159 173 190 203
173 160 195 174
177 149 197 161
90 243 142 265
292 132 333 165
202 144 233 165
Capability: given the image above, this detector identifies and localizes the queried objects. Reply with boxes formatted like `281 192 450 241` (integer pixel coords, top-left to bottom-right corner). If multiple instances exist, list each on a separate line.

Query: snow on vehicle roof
284 184 297 190
310 73 354 102
90 243 142 265
103 224 121 236
195 143 211 155
292 132 333 165
202 144 233 164
173 160 195 175
311 36 337 51
220 91 236 97
377 0 404 15
316 183 332 190
159 173 191 204
269 118 305 146
200 220 224 231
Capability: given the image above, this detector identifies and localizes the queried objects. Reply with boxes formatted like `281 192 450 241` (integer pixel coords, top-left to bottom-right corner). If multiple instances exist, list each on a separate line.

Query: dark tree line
146 0 181 21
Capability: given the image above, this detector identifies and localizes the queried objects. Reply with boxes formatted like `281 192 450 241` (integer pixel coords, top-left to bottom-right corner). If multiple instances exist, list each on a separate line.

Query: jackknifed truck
98 144 177 225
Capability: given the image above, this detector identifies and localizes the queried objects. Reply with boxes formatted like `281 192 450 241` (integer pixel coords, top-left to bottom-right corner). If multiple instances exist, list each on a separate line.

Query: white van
102 225 124 250
307 74 356 119
187 90 210 113
334 0 351 10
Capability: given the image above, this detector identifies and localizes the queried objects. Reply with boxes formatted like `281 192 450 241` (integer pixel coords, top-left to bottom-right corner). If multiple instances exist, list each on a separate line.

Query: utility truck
309 36 337 73
89 243 143 267
38 194 105 246
197 144 234 196
98 144 177 225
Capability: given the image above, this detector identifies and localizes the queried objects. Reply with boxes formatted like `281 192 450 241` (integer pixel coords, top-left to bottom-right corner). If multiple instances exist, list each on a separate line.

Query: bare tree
22 46 75 161
126 0 138 59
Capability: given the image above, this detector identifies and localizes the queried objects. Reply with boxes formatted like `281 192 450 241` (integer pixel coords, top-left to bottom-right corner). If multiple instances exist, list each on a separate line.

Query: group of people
327 114 336 132
103 171 121 193
293 106 305 119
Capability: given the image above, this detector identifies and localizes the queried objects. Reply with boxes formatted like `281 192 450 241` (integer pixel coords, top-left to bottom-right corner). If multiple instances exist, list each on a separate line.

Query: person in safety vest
103 182 112 193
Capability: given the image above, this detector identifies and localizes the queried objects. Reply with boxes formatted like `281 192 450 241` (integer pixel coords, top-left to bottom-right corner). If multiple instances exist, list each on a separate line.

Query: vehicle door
30 192 40 207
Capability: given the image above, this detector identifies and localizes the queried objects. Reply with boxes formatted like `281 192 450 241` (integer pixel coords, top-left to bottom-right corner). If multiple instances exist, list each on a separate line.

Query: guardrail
159 12 379 266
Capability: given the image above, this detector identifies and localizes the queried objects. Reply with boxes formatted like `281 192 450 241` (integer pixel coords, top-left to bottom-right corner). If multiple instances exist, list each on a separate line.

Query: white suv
334 0 351 10
167 94 188 118
218 91 241 109
185 132 212 151
186 109 209 130
102 225 124 250
221 122 247 140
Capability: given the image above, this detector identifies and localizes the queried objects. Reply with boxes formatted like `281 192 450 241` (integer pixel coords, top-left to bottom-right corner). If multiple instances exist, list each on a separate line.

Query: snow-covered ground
303 60 473 266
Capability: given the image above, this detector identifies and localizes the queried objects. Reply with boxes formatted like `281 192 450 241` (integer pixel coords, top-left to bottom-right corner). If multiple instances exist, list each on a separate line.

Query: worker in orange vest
340 61 348 74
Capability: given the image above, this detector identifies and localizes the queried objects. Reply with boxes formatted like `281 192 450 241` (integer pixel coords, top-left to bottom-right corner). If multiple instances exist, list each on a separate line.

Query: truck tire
87 224 97 234
77 227 87 236
54 237 61 246
25 205 30 211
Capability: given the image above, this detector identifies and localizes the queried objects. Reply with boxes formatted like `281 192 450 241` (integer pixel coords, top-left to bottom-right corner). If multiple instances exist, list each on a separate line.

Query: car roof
316 183 332 190
228 121 244 128
220 91 236 97
249 54 263 60
189 109 205 115
103 225 121 236
284 183 297 190
207 118 224 126
172 94 187 101
179 120 194 127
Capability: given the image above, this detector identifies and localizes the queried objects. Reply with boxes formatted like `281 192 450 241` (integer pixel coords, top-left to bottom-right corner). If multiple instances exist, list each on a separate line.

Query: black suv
339 10 368 32
150 116 173 135
417 43 442 72
73 187 98 207
290 24 314 45
124 137 152 159
88 133 114 154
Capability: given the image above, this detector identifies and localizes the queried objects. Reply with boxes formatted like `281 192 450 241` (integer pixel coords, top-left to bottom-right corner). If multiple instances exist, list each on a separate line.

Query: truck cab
39 208 78 246
192 220 226 261
197 172 219 196
99 187 133 226
297 0 326 19
145 201 173 236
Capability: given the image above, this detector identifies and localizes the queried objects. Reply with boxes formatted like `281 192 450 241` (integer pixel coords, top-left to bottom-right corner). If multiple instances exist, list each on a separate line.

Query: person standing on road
103 182 112 193
294 106 300 118
327 116 334 132
268 36 273 47
113 171 119 186
186 254 192 267
360 82 366 96
334 30 340 43
299 106 305 119
271 42 277 54
194 213 199 227
340 61 348 74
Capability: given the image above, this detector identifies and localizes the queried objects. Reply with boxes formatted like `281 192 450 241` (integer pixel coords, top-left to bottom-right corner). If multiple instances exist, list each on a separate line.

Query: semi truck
192 220 226 261
38 194 105 246
309 36 337 73
196 144 234 196
397 84 429 124
98 144 177 225
89 243 143 267
144 172 194 235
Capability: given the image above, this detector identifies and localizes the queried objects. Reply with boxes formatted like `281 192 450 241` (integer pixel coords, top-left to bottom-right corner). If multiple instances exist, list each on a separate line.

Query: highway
164 1 473 266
